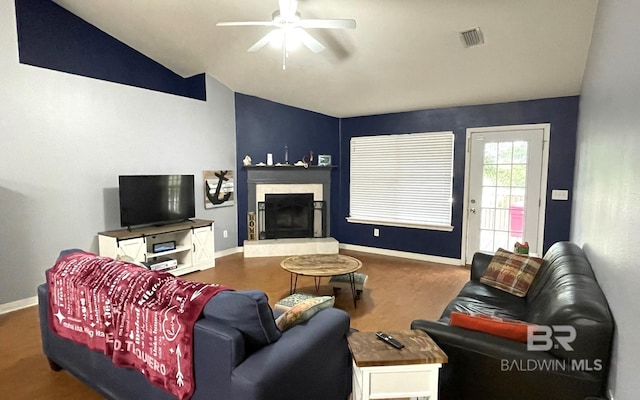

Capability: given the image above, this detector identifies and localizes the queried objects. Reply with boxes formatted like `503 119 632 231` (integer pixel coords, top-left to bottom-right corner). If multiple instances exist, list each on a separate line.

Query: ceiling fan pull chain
282 35 287 70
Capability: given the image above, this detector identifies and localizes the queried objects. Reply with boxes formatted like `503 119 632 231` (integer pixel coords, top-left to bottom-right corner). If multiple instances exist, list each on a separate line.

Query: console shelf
98 219 215 276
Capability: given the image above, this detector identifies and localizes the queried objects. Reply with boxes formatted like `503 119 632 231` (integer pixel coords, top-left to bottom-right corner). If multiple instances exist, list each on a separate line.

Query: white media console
98 219 215 276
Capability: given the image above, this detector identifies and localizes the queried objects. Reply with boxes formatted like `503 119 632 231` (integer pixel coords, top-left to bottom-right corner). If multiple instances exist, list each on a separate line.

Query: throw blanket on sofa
47 251 231 400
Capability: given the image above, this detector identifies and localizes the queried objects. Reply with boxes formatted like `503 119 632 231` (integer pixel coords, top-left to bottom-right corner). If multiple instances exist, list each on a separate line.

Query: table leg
314 276 321 293
349 273 358 308
289 273 300 295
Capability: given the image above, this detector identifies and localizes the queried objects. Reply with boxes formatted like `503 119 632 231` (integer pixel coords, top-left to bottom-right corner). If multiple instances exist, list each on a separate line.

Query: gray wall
572 1 640 399
0 0 237 306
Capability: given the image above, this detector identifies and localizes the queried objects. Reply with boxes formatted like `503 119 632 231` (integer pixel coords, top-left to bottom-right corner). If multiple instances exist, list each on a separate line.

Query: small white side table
347 330 448 400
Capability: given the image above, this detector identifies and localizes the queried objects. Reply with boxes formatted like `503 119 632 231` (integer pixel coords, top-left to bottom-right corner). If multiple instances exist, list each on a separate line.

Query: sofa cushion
480 248 543 297
203 290 281 352
440 281 527 323
275 296 335 331
449 311 533 342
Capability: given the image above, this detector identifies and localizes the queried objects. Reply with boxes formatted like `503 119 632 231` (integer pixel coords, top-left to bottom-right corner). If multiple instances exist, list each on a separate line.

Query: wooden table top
347 330 448 367
280 254 362 277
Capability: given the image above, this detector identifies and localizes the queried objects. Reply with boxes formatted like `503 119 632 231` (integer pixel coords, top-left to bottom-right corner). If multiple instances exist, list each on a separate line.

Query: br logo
527 325 577 351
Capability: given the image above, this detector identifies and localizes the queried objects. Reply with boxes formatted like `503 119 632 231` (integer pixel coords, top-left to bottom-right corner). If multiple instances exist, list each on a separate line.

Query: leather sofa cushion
439 281 527 323
203 290 282 353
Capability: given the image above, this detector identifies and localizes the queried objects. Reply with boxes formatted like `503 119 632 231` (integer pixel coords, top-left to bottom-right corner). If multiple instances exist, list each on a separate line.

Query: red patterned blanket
47 251 231 400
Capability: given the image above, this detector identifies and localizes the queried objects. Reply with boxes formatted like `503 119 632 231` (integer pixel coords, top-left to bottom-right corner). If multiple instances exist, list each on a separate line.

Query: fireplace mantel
246 165 335 237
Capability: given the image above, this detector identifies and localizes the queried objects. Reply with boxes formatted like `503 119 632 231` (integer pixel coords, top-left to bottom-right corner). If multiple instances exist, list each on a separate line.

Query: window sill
346 217 454 232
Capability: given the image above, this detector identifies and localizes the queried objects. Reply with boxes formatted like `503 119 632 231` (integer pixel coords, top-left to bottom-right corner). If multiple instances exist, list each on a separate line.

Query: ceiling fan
216 0 356 70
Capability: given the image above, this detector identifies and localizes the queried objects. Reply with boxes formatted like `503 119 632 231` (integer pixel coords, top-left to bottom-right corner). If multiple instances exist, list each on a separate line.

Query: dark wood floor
0 249 469 400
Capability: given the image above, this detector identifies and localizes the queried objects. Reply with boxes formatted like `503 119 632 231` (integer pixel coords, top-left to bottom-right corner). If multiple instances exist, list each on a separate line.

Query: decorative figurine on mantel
242 155 252 166
301 151 314 168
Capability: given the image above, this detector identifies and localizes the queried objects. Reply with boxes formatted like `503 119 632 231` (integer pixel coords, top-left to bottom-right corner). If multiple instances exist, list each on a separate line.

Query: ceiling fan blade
295 28 325 53
299 19 356 29
248 30 280 52
216 21 275 27
279 0 298 19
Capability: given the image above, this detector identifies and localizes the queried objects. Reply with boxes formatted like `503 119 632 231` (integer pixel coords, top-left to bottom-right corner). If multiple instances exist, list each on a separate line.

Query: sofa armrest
470 252 493 282
231 308 352 400
190 319 248 400
411 319 533 360
411 319 605 400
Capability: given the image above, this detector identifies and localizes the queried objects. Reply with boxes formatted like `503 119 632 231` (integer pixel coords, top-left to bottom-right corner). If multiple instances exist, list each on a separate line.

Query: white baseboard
0 295 38 315
215 246 242 258
339 243 463 266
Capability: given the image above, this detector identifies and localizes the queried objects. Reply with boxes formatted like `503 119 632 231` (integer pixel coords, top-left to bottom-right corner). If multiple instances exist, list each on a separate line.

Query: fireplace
244 166 336 256
262 193 314 239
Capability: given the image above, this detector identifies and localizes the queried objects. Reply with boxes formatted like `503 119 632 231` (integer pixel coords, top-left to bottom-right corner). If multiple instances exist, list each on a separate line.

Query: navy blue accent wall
14 0 206 100
235 93 340 244
338 96 579 258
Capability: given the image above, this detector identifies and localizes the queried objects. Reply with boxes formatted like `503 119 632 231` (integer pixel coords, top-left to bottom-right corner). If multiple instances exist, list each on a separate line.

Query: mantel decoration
317 154 331 166
204 170 235 209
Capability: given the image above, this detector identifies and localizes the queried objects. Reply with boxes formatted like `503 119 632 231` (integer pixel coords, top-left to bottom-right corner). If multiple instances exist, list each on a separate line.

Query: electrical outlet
373 228 380 237
223 230 228 238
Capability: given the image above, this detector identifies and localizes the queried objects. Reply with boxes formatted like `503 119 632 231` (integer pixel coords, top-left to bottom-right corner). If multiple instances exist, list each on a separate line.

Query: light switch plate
551 189 569 200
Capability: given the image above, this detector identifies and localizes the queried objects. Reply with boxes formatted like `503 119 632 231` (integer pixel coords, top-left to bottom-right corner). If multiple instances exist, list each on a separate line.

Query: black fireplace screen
258 193 326 239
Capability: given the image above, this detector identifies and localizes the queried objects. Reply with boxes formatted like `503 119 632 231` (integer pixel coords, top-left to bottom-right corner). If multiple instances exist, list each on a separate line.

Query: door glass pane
512 164 527 187
479 140 530 254
496 187 511 208
494 208 509 231
511 187 526 207
512 141 528 163
484 142 498 164
483 165 497 186
497 165 512 186
498 142 513 164
480 229 494 252
481 187 496 207
481 208 495 230
494 231 509 249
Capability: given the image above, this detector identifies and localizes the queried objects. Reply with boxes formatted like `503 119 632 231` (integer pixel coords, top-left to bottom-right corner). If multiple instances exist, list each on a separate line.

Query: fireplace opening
263 193 313 239
258 193 328 240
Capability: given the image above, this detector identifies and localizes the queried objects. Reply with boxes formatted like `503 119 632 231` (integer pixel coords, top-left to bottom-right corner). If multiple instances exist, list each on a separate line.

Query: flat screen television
118 175 196 228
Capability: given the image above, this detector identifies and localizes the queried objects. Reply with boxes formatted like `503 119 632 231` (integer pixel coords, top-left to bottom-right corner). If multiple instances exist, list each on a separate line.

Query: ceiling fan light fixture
269 28 303 50
217 0 355 69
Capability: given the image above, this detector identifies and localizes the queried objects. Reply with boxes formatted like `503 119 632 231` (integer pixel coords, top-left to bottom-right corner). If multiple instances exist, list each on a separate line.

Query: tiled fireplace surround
244 166 338 257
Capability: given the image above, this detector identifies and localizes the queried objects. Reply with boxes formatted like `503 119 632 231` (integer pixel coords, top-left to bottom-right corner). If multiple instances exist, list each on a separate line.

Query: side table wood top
347 330 448 367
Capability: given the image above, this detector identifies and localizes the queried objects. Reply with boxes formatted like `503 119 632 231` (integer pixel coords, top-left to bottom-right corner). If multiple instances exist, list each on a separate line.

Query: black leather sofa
411 242 613 400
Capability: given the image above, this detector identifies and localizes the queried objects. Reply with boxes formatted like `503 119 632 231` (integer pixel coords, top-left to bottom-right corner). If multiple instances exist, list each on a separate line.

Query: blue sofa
38 277 352 400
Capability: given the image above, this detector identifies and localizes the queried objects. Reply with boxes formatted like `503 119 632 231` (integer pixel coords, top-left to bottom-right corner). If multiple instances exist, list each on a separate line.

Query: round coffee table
280 254 363 307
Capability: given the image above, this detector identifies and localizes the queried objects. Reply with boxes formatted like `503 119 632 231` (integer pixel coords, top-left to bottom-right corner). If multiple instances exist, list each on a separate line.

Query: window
347 131 454 231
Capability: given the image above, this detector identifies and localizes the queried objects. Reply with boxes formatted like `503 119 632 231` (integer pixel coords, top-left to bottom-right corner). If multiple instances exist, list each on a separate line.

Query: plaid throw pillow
480 248 543 297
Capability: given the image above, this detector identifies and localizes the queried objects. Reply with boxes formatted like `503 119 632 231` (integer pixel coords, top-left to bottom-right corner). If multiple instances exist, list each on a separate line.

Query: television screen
119 175 196 228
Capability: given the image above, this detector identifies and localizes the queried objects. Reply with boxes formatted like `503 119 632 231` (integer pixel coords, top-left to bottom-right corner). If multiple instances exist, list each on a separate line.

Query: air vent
460 27 484 48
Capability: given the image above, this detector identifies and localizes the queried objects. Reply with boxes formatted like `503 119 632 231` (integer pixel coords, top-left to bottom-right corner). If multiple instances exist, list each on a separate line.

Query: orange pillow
449 311 533 342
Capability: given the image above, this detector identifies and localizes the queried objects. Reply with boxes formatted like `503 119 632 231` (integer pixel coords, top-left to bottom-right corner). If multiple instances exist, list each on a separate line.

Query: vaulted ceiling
53 0 599 117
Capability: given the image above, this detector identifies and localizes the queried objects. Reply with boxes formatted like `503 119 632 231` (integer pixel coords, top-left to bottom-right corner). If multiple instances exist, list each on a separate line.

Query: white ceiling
53 0 599 118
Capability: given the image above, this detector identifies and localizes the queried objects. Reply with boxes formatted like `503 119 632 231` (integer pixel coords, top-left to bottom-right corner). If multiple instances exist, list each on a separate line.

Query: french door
464 125 548 263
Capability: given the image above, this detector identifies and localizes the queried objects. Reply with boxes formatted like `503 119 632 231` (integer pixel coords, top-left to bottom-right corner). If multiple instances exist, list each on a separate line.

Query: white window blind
348 131 454 231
